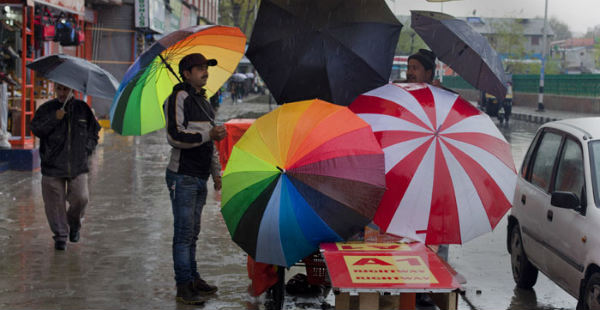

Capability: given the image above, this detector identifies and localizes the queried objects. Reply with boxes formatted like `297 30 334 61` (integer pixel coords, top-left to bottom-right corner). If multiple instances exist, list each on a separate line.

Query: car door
544 136 587 297
514 129 563 272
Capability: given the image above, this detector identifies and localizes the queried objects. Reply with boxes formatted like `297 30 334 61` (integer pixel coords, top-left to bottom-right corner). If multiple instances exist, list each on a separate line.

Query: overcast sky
387 0 599 35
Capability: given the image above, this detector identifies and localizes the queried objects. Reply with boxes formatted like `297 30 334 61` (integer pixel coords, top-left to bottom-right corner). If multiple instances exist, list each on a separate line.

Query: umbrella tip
276 166 285 173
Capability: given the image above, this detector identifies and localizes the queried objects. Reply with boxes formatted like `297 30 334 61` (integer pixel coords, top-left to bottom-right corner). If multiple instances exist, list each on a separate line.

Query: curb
510 112 560 124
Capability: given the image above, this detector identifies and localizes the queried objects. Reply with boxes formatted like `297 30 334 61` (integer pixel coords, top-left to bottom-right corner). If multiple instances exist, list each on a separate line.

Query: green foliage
505 60 560 75
489 19 526 58
218 0 259 38
549 17 572 41
396 28 428 55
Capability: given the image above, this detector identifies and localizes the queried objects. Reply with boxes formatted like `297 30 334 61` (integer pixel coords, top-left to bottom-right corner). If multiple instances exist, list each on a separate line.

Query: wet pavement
0 97 593 309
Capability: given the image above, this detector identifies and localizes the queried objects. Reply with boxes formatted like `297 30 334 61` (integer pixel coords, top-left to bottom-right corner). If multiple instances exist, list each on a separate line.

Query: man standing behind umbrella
398 48 437 85
163 53 227 305
31 84 100 251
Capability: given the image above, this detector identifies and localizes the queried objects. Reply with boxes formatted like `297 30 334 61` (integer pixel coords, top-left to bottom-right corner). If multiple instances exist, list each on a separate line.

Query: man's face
406 59 433 83
183 64 209 89
55 84 72 103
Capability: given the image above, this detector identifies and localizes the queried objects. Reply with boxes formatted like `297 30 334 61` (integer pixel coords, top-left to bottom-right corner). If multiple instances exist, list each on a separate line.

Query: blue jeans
165 169 208 284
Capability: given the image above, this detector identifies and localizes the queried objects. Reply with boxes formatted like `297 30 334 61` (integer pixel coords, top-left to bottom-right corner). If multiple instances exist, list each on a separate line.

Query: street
0 102 578 309
452 120 577 310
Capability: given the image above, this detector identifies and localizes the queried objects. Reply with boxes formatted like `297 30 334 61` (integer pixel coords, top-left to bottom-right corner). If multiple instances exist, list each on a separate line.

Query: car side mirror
551 191 580 210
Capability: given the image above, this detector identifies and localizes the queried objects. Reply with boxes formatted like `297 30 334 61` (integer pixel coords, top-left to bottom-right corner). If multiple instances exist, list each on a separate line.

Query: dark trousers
41 174 89 242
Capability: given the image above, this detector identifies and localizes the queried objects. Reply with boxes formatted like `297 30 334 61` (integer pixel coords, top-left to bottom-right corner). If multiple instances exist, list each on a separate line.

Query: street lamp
537 0 549 112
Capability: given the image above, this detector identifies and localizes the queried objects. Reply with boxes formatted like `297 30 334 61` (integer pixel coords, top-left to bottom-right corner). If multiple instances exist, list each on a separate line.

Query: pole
537 0 548 112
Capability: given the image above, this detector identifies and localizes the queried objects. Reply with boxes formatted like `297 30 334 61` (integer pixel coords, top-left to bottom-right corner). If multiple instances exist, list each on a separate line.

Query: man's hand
56 109 65 120
209 125 227 141
213 176 222 191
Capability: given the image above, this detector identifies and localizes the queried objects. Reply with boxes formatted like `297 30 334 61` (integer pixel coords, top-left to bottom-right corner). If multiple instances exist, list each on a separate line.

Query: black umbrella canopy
27 54 119 100
247 0 403 106
411 10 508 100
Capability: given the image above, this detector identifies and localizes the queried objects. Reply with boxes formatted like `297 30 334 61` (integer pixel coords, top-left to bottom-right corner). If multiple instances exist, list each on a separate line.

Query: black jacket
31 98 100 178
164 82 221 179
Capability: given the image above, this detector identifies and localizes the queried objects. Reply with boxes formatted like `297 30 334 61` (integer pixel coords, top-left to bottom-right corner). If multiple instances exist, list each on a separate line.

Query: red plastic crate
302 252 330 286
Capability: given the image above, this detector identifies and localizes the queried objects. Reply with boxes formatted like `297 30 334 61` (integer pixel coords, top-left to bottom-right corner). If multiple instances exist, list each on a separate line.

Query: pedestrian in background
500 81 513 126
31 83 100 251
163 53 227 305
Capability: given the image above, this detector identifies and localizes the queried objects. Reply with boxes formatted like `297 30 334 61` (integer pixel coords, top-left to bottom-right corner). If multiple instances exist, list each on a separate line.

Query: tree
218 0 259 38
584 25 600 38
489 19 527 59
549 17 572 41
396 28 428 55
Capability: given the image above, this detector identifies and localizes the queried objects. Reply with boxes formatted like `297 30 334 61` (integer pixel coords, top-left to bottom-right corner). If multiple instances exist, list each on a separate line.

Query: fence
441 74 600 97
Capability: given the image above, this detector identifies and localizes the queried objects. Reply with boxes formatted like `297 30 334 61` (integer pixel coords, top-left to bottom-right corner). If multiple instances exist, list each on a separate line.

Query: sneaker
194 277 218 295
176 281 206 305
69 229 80 243
55 241 66 251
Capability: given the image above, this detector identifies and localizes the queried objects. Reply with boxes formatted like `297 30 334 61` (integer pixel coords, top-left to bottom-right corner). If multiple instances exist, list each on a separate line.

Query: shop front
0 0 86 170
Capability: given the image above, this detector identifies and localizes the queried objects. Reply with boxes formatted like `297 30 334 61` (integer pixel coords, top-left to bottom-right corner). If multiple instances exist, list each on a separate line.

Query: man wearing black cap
163 53 227 305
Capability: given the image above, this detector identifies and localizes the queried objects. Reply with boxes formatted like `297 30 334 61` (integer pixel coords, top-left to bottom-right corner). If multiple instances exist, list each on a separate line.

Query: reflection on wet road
0 119 578 309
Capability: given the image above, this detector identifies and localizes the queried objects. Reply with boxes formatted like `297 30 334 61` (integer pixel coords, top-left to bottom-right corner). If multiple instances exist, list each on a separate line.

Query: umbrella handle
159 54 182 84
158 54 216 126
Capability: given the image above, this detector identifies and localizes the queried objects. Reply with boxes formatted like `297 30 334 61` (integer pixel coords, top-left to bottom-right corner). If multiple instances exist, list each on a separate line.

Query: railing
442 74 600 98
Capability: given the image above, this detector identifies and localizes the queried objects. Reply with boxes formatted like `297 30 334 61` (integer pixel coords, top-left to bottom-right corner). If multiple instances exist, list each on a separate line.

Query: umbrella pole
158 54 216 126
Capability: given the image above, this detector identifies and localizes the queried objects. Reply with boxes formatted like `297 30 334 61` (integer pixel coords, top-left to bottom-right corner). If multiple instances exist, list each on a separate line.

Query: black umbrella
246 0 403 106
27 54 119 100
411 10 508 100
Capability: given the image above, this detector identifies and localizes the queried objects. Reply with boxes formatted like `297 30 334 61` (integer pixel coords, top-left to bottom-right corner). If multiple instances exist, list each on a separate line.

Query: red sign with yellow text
321 242 460 290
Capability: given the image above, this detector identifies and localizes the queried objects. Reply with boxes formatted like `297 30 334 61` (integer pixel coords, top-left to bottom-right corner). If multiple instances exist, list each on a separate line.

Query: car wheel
510 225 538 289
579 272 600 310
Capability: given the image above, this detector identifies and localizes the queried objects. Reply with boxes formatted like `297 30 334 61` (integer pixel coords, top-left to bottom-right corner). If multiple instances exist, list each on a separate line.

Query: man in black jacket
31 83 100 251
164 53 227 305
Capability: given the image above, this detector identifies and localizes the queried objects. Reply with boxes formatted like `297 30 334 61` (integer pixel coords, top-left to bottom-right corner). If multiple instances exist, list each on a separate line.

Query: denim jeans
165 169 208 285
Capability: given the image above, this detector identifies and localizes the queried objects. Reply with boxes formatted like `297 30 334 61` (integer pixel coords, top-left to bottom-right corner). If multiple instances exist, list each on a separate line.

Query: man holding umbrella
163 53 227 305
31 84 100 251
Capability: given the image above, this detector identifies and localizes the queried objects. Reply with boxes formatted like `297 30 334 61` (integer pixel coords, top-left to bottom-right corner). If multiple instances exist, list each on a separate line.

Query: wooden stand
334 291 457 310
322 241 462 310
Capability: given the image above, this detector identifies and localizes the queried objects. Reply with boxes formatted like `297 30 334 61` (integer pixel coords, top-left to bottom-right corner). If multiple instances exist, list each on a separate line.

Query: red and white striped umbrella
350 83 517 244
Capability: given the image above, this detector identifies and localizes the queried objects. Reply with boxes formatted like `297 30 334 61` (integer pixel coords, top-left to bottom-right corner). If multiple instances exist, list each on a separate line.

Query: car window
521 131 542 178
529 131 562 191
554 138 584 201
589 141 600 206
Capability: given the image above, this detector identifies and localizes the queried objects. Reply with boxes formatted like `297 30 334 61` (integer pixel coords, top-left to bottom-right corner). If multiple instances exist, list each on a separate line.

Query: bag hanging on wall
34 7 55 41
55 17 79 46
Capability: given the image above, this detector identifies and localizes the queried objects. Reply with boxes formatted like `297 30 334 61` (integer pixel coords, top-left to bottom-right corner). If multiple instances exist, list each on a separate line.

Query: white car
508 117 600 310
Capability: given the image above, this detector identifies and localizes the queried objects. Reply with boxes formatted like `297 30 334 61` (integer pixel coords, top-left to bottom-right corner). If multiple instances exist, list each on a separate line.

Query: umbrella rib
287 172 369 212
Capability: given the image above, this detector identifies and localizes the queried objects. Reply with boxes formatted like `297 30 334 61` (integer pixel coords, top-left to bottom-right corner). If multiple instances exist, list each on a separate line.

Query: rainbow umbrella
110 25 246 135
222 99 386 267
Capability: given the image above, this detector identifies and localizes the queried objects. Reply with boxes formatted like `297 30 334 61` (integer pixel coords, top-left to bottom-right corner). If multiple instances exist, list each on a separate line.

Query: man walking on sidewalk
164 53 227 305
31 83 100 251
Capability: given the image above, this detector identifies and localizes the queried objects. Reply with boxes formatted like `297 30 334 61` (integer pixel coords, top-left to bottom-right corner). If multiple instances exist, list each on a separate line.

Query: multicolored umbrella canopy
222 99 386 267
350 83 517 245
110 25 246 135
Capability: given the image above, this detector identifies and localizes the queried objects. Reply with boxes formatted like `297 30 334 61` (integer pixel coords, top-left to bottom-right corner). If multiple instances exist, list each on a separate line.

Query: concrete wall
455 89 600 114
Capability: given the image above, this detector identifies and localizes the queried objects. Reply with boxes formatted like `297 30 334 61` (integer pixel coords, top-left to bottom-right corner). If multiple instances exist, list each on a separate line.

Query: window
531 36 540 45
589 141 600 206
554 139 584 201
530 132 562 191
